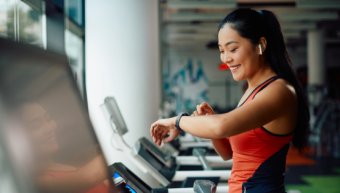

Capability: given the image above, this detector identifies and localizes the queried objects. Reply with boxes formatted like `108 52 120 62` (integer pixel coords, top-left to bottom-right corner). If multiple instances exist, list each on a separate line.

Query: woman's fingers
200 102 214 114
197 104 203 115
193 102 213 116
156 128 165 146
201 102 210 111
163 132 175 143
150 121 170 146
150 122 160 144
197 103 210 115
150 124 157 142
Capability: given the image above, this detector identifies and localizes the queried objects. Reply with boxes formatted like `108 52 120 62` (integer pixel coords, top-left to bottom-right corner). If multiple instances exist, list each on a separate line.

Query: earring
258 44 262 55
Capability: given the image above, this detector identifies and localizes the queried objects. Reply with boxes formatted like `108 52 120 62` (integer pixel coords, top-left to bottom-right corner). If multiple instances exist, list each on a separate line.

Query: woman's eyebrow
218 41 239 47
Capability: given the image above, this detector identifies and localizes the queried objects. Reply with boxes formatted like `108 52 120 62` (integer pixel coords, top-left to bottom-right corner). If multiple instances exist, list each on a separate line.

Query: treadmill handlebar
194 180 217 193
193 148 212 170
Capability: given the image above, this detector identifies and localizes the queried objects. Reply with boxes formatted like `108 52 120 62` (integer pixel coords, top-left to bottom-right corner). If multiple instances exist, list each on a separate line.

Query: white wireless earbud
258 44 262 55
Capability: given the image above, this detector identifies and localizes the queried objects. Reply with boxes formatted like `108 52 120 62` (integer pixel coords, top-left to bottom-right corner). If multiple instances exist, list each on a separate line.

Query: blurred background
0 0 340 193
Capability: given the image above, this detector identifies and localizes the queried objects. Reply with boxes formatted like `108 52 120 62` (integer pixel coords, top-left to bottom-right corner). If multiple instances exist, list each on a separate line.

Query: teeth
230 65 240 71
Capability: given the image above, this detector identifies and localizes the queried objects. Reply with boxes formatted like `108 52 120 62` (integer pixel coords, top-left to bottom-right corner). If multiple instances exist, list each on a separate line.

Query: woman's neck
247 66 276 90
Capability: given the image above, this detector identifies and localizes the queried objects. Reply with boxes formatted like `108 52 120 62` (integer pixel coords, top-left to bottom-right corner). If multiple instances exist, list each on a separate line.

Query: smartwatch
175 112 189 133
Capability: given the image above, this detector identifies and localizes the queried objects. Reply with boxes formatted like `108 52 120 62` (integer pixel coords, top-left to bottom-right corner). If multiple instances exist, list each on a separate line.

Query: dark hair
218 8 310 150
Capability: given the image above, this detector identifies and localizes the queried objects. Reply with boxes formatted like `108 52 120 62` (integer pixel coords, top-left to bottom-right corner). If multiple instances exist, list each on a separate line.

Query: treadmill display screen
112 172 137 193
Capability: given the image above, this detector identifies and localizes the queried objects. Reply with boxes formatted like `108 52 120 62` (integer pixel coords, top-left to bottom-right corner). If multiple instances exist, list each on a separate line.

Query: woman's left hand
150 117 179 146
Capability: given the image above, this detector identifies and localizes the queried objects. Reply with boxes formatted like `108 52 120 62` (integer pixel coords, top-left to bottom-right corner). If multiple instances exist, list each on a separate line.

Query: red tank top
228 76 293 193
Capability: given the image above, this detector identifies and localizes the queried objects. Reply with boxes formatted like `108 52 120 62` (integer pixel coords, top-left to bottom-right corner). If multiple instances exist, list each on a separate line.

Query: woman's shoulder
272 78 296 96
256 78 297 105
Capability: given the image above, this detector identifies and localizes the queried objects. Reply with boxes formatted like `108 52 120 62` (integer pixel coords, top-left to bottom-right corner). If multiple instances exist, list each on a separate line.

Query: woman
150 8 309 193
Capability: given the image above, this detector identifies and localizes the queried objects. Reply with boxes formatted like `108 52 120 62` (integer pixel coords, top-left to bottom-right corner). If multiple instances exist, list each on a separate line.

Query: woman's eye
230 48 237 53
219 50 224 54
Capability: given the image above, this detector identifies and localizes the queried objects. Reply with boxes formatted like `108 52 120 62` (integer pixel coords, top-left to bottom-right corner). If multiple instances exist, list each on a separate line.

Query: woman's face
218 24 262 81
20 103 59 156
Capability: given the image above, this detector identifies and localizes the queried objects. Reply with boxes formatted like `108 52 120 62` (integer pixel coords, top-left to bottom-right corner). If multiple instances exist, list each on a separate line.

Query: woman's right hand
193 102 215 116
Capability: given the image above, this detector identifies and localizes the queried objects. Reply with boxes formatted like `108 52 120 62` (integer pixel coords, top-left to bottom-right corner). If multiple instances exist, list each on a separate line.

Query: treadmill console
110 162 152 193
139 137 174 167
134 138 177 181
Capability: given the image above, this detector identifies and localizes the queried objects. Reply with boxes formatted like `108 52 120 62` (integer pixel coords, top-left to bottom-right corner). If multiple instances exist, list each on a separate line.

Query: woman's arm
151 80 297 146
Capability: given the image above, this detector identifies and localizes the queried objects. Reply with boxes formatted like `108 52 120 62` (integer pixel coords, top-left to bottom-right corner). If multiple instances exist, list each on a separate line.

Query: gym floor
286 147 340 193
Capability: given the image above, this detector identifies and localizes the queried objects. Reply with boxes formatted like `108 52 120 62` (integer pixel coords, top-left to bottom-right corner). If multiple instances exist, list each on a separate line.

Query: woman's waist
231 152 265 170
230 152 287 181
231 162 286 179
229 170 286 193
230 169 286 182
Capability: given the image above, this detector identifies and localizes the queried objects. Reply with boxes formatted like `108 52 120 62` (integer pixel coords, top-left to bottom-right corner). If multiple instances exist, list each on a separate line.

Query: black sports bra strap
251 75 280 99
237 76 280 107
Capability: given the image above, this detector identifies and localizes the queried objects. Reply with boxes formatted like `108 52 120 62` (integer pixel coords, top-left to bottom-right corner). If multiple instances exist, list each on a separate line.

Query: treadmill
101 96 230 189
110 162 221 193
0 38 218 193
102 96 231 170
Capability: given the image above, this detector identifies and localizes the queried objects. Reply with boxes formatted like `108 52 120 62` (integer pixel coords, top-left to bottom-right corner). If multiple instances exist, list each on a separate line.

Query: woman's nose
221 53 232 64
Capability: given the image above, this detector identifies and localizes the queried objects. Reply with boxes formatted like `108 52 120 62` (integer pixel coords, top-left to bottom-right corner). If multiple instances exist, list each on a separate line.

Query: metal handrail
309 99 340 157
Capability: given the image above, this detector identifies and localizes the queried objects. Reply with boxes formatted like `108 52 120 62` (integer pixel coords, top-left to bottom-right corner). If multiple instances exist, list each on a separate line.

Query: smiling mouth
229 64 241 71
